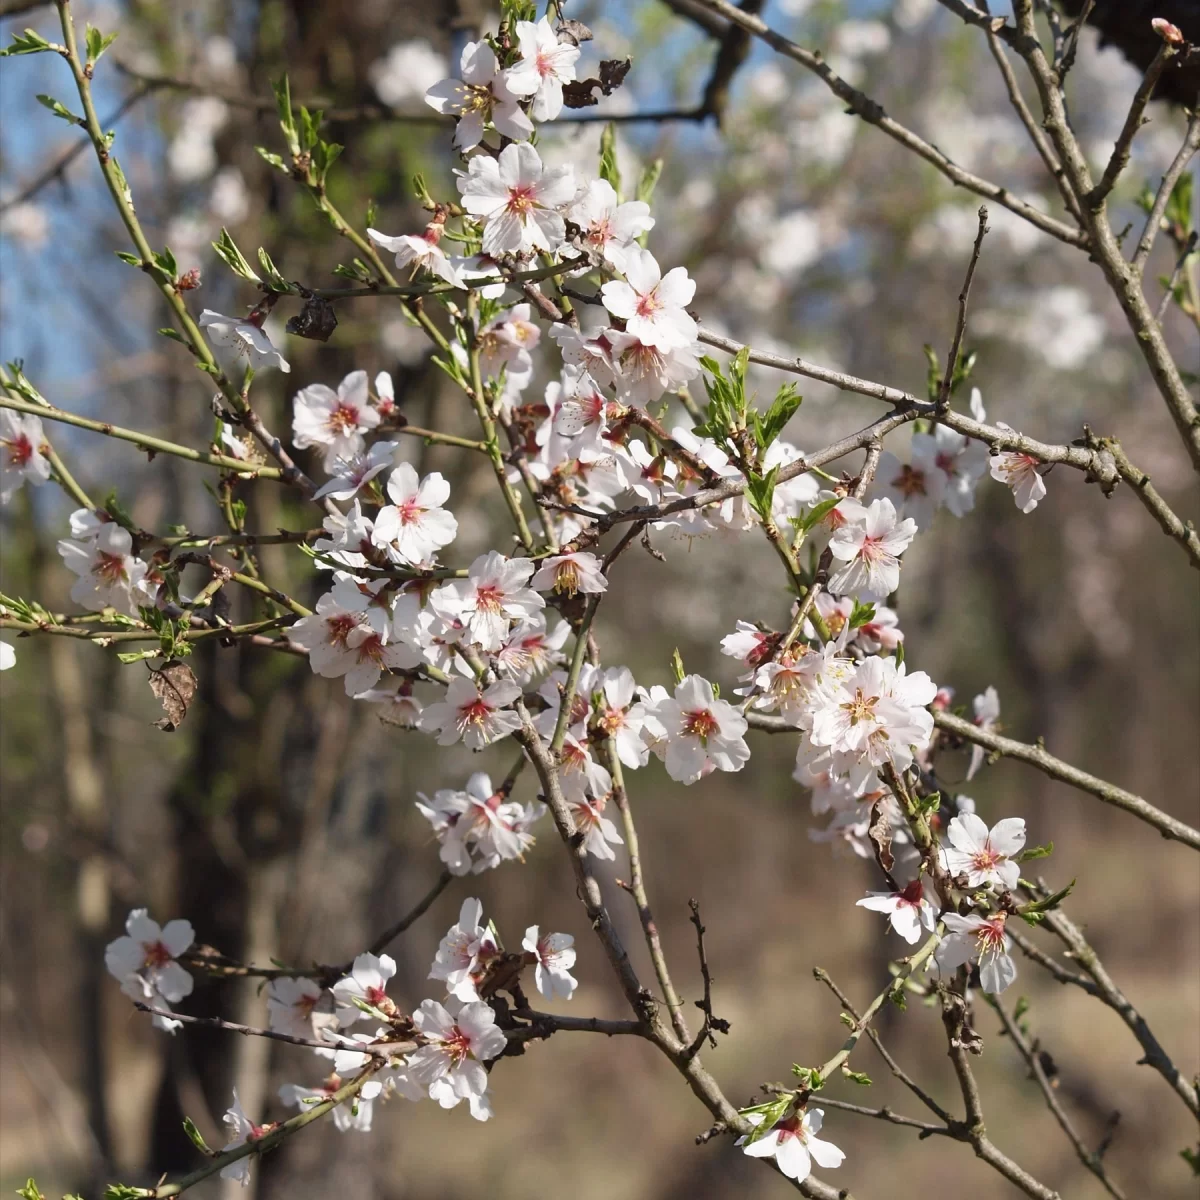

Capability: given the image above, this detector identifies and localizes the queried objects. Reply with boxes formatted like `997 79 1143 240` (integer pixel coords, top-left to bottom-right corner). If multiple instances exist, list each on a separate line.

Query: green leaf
104 1186 153 1200
255 146 289 174
791 1064 825 1091
297 105 322 153
745 467 778 523
841 1067 872 1086
272 76 299 156
35 93 82 125
1016 842 1053 863
796 496 841 535
365 198 378 229
114 250 142 267
0 29 56 56
739 1093 793 1146
848 599 876 630
599 122 621 195
85 24 119 65
670 647 686 687
110 157 133 206
256 247 291 293
158 327 186 344
1165 172 1194 235
101 490 136 531
1181 1146 1200 1176
1020 879 1075 916
182 1115 215 1156
17 1180 46 1200
1013 995 1030 1023
635 157 663 206
212 228 261 282
332 259 374 283
311 139 343 186
757 382 802 448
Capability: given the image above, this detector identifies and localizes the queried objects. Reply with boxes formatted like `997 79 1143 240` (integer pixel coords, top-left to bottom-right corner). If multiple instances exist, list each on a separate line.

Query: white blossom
990 424 1047 512
935 912 1017 993
827 497 917 601
0 409 51 503
530 552 608 597
967 686 1000 780
57 523 149 616
522 926 578 1000
199 310 290 375
856 879 938 944
425 40 532 151
505 17 581 122
601 247 697 350
939 813 1025 891
739 1108 846 1184
643 674 750 784
372 463 458 564
332 952 397 1027
418 677 523 750
406 998 507 1120
292 371 381 469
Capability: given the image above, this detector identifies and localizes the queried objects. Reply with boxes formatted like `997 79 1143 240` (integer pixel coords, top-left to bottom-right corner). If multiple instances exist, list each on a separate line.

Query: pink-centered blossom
967 686 1000 781
458 142 575 257
739 1107 846 1184
530 551 608 597
0 409 50 503
372 463 458 564
105 908 195 1005
406 998 507 1121
567 178 654 271
827 497 917 601
990 423 1046 512
332 952 398 1027
939 813 1025 891
505 17 581 122
601 246 697 350
418 677 523 750
58 522 151 616
424 40 532 151
266 976 324 1040
644 674 750 784
200 310 290 376
935 911 1017 993
369 220 462 287
292 370 381 469
522 925 578 1000
856 878 938 944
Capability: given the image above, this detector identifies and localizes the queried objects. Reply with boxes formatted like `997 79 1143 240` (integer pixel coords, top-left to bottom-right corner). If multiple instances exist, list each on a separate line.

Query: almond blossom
219 1089 268 1185
935 911 1017 993
595 667 652 769
199 309 290 375
424 40 532 151
530 551 608 597
567 178 654 270
371 463 458 564
939 813 1025 891
453 551 545 651
458 142 575 257
990 423 1047 512
739 1107 846 1185
505 17 581 122
967 685 1000 780
406 998 507 1120
286 592 369 679
0 409 50 503
601 246 697 350
494 617 571 683
418 677 523 750
856 878 939 944
369 219 462 287
332 952 398 1027
266 976 324 1040
292 370 381 469
808 655 937 785
567 791 625 860
312 440 399 502
57 522 150 616
827 497 917 601
429 898 500 1002
522 926 578 1000
644 674 750 784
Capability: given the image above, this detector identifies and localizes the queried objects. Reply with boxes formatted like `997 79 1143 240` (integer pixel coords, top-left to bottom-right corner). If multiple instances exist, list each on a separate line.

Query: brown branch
687 0 1088 247
1132 111 1200 272
937 206 989 413
932 710 1200 849
1089 42 1179 208
1033 897 1200 1119
991 997 1129 1199
682 899 728 1061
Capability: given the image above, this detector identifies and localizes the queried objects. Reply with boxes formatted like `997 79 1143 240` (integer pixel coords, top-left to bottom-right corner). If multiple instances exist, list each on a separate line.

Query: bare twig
687 0 1088 247
991 997 1129 1199
683 899 728 1060
1132 112 1200 273
937 206 989 413
932 709 1200 849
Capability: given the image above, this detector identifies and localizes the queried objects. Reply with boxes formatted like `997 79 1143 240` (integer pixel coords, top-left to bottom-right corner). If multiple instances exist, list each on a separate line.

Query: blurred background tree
1 2 1196 1198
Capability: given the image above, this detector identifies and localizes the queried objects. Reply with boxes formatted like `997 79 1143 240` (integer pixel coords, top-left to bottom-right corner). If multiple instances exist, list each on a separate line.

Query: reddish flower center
973 915 1008 953
597 707 627 736
326 403 361 435
898 879 924 907
969 846 1002 873
587 217 614 248
365 984 388 1007
325 613 359 649
354 633 386 665
505 184 538 218
458 697 494 726
535 50 556 79
142 940 172 969
682 708 718 740
442 1025 472 1064
634 288 663 319
892 464 927 497
94 551 128 584
858 535 887 564
474 583 505 613
4 434 34 466
934 451 957 477
397 497 424 526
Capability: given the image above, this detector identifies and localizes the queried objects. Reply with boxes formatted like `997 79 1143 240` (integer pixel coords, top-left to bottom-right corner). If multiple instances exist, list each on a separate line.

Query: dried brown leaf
149 659 198 731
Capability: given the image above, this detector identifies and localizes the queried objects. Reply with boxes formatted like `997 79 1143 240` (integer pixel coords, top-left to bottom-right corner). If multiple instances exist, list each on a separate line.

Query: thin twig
682 899 727 1060
1154 230 1198 322
990 996 1129 1199
932 709 1200 849
1132 112 1200 273
937 206 989 413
